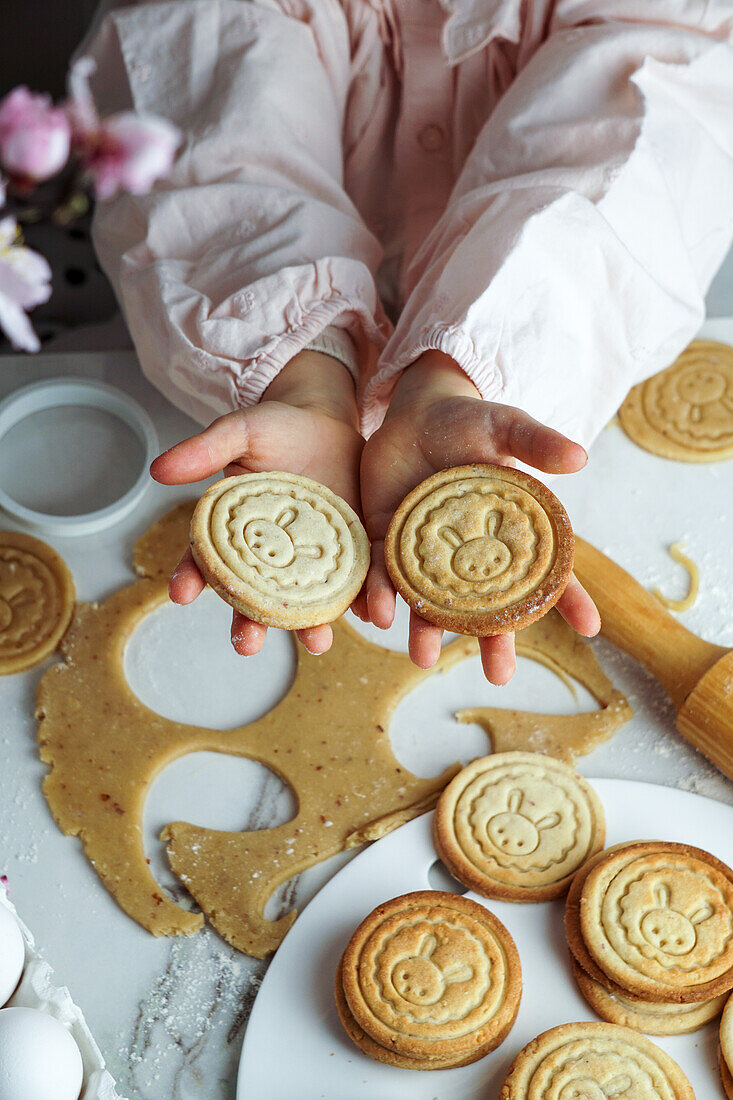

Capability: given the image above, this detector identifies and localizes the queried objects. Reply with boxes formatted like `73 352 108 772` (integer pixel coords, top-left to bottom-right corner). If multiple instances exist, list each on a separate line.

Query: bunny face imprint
439 510 512 583
242 508 321 569
638 885 712 956
403 481 559 615
228 494 338 590
620 339 733 461
390 933 473 1006
674 363 727 409
486 788 561 857
369 917 498 1028
465 770 583 875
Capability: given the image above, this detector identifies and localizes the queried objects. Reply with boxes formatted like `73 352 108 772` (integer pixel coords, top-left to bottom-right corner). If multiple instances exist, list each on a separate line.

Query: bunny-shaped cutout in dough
486 788 561 856
391 933 474 1006
439 510 511 583
243 507 322 568
639 884 713 956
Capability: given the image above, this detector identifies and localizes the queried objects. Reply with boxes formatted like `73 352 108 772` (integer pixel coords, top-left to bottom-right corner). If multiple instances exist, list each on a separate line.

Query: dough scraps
37 503 631 957
619 340 733 463
653 542 700 613
0 531 75 675
456 611 633 763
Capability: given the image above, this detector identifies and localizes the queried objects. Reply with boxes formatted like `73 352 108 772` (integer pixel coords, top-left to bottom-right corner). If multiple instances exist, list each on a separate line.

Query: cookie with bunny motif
619 339 733 463
434 752 605 902
339 890 521 1065
190 472 369 629
500 1021 695 1099
0 531 75 674
334 957 492 1070
580 841 733 1003
384 464 574 635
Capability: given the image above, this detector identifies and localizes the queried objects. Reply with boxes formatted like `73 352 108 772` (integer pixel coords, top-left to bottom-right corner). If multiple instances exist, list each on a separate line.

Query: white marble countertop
0 341 732 1100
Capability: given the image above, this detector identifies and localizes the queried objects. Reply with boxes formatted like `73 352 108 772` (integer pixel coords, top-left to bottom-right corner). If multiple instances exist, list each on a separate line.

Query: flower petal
0 291 41 352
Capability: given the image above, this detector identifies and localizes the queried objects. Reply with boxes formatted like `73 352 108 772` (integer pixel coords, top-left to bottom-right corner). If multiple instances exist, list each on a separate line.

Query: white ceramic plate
238 779 732 1099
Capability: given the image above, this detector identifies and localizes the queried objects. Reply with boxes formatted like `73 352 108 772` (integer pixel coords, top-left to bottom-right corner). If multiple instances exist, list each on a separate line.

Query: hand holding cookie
360 351 600 683
150 350 365 656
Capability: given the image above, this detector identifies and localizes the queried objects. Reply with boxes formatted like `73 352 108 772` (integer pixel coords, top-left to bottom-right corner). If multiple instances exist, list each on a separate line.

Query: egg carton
1 883 126 1100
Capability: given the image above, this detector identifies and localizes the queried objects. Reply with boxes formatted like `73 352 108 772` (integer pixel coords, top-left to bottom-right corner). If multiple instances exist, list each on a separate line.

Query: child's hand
358 350 600 684
151 350 363 657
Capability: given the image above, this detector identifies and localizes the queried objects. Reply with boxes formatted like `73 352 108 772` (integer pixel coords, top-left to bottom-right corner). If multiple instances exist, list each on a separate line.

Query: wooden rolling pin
573 537 733 781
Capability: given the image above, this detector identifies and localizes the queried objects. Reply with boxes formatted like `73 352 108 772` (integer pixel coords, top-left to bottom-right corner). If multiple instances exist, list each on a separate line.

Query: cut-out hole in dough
427 858 468 895
124 589 296 730
143 752 297 900
390 654 598 779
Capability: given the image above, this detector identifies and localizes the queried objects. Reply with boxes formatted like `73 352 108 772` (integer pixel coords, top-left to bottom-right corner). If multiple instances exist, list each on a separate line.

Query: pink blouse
85 0 733 445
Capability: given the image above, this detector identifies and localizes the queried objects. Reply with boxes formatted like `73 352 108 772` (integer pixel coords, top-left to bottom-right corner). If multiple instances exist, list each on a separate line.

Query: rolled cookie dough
0 531 75 675
38 503 470 956
37 503 630 957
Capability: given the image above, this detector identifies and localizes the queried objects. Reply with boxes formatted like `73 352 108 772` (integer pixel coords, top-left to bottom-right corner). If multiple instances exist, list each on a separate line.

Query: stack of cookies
433 751 606 901
335 890 521 1070
720 995 733 1099
501 1021 695 1098
566 840 733 1035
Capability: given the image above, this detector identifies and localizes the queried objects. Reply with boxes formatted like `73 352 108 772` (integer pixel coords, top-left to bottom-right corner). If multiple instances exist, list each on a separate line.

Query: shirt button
418 124 444 152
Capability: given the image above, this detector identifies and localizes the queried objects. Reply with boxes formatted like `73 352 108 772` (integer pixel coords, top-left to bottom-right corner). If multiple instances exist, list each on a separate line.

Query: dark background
1 2 99 97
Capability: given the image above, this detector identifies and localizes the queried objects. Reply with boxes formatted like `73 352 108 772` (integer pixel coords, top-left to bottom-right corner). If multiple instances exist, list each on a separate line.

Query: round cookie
721 995 733 1099
580 841 733 1003
566 842 671 1000
619 339 733 463
340 890 521 1062
500 1021 695 1099
571 958 726 1035
333 957 491 1070
0 531 75 675
383 464 574 635
190 472 370 629
433 752 605 902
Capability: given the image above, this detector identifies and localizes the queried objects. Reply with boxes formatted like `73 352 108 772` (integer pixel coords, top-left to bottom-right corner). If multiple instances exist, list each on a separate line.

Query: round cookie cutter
0 378 158 536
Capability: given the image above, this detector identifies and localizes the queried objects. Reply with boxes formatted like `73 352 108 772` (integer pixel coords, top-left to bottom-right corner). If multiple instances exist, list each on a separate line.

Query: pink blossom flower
69 58 180 201
0 217 52 352
0 87 71 183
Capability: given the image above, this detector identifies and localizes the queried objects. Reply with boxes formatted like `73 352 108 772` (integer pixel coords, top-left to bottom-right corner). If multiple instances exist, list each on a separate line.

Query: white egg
0 905 24 1007
0 1007 83 1100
